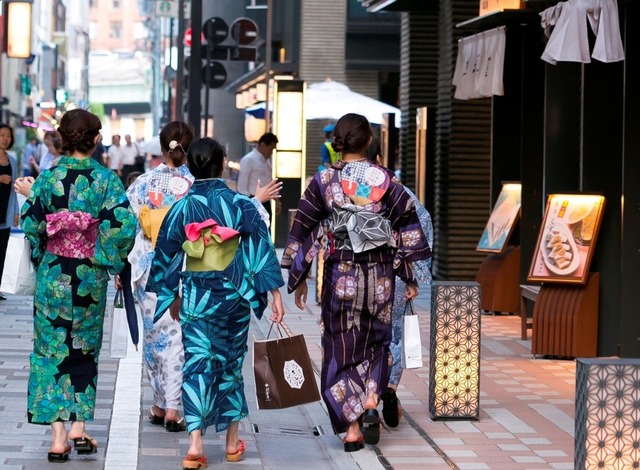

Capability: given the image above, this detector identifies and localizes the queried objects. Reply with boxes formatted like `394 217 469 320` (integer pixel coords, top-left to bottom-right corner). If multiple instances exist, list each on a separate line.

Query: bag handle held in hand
404 299 416 316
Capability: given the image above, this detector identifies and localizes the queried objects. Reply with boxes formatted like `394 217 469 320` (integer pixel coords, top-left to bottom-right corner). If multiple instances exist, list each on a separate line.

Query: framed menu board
476 182 522 253
528 194 606 284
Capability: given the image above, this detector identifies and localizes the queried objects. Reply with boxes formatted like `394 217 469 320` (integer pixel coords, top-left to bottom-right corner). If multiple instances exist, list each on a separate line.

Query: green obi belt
182 219 240 272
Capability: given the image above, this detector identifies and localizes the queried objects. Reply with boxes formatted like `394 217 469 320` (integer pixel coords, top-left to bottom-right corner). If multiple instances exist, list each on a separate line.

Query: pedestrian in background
20 109 136 463
149 137 285 468
30 130 59 173
107 134 122 174
365 138 434 428
320 123 339 169
282 113 431 452
23 136 39 177
119 134 140 184
126 121 195 433
237 132 278 218
0 124 20 301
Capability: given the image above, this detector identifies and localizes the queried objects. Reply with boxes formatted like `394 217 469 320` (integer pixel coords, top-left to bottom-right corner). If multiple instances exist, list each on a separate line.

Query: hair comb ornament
168 140 186 154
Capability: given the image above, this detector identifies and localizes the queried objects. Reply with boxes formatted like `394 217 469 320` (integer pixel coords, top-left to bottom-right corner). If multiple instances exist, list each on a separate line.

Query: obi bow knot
182 219 240 271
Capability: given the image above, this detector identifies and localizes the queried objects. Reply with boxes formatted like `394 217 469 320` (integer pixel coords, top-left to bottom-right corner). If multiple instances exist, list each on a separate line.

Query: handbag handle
114 288 124 308
265 321 291 340
404 299 416 316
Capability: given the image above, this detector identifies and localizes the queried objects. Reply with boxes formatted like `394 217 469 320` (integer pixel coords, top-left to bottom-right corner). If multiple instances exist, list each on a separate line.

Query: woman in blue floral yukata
20 109 136 463
149 137 285 469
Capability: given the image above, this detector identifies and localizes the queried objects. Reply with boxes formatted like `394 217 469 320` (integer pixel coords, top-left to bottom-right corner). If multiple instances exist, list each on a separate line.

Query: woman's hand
294 282 308 310
13 214 19 227
169 296 182 321
254 178 282 203
405 283 419 301
269 289 285 323
14 176 34 197
114 275 122 290
0 174 11 185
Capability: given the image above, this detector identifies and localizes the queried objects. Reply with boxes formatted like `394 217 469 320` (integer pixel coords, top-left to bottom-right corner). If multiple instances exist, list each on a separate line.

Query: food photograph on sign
476 182 522 253
528 194 605 284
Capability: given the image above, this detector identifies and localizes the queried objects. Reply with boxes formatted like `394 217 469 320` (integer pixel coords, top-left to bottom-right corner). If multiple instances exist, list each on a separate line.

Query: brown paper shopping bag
252 324 321 409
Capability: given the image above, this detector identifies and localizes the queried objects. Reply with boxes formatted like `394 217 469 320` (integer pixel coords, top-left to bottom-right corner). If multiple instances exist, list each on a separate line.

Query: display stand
531 272 599 358
475 245 521 314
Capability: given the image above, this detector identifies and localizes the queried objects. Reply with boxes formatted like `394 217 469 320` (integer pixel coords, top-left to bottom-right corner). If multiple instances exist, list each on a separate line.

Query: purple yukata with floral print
282 160 431 434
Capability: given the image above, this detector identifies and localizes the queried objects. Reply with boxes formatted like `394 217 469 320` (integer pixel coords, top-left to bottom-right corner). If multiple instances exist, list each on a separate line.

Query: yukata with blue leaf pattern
149 178 284 434
20 156 136 424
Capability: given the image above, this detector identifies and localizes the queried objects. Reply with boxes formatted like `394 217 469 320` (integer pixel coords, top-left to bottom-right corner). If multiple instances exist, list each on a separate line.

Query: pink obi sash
45 210 100 258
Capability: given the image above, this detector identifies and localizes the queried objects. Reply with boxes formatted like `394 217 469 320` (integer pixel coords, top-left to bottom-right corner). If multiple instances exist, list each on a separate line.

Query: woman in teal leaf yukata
20 109 136 463
149 137 285 469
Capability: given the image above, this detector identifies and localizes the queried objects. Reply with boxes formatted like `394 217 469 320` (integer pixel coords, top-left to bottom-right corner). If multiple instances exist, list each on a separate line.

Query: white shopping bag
401 301 423 369
109 289 128 359
0 235 36 296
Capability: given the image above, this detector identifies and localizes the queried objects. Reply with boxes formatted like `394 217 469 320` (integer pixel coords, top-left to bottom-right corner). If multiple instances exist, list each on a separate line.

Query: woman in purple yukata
281 113 431 452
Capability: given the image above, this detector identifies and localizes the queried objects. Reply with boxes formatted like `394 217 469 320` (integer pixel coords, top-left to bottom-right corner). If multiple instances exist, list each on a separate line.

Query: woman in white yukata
127 121 195 432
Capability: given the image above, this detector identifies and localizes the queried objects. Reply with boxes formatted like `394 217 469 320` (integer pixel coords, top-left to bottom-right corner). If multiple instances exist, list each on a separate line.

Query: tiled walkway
0 273 578 469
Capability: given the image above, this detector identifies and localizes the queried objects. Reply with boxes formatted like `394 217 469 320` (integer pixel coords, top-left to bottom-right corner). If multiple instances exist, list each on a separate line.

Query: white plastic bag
401 301 423 369
109 289 128 359
0 235 36 296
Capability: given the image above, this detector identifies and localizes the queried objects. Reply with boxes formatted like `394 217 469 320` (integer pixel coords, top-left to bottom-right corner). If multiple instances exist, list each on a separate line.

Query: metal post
176 0 186 121
263 0 273 132
187 0 203 137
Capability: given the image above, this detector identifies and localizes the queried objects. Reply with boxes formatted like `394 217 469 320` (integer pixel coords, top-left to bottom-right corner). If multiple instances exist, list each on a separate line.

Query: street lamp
3 0 33 59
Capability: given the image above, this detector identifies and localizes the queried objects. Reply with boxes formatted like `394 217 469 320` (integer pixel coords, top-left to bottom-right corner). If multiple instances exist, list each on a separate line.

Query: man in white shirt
119 134 141 183
107 134 122 174
237 132 278 217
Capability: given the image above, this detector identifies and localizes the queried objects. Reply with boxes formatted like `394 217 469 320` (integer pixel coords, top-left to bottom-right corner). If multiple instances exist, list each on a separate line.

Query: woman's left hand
405 283 419 301
13 214 19 227
169 296 182 321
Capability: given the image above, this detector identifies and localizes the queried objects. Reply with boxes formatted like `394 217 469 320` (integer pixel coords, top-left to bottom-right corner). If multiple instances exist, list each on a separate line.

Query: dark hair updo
160 121 194 165
331 113 373 155
57 109 102 155
187 138 227 180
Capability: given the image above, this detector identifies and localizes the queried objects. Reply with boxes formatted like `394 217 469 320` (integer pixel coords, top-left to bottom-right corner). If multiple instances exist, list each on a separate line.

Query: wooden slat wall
433 0 492 280
300 0 390 180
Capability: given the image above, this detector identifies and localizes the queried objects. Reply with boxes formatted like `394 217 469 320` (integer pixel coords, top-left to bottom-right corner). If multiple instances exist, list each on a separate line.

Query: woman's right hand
14 176 34 196
294 282 308 310
254 178 282 203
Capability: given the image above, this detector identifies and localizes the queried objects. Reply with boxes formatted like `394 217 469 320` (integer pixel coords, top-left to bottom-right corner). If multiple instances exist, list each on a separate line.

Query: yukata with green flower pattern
20 156 136 424
149 178 284 434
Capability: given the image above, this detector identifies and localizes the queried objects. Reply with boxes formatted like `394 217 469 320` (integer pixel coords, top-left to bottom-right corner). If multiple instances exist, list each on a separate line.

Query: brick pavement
0 265 577 469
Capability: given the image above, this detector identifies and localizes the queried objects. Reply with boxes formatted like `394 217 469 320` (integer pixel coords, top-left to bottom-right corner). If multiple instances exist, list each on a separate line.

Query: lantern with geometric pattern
575 358 640 469
429 281 481 419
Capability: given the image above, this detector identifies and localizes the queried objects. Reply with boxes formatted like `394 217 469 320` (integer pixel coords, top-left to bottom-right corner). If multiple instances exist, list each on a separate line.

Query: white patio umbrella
143 135 162 156
243 80 400 125
305 79 400 124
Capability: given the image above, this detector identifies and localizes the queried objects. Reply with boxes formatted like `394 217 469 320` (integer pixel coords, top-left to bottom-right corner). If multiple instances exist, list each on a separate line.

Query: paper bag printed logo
283 360 305 389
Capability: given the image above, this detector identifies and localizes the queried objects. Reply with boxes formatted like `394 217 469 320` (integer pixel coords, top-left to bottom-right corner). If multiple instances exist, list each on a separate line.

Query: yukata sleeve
149 199 186 322
19 174 49 266
386 182 432 285
95 173 137 275
234 196 284 318
281 174 327 292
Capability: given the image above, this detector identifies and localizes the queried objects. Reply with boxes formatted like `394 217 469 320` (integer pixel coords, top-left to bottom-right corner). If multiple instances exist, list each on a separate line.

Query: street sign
155 0 179 17
230 18 259 46
203 17 229 45
201 61 227 88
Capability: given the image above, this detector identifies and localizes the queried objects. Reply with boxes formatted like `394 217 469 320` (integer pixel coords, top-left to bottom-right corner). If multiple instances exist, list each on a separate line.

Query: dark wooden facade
365 0 640 357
